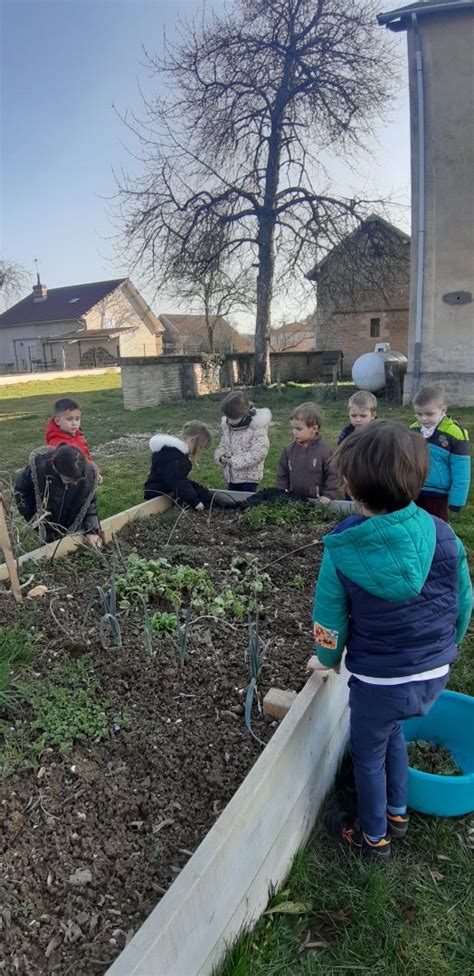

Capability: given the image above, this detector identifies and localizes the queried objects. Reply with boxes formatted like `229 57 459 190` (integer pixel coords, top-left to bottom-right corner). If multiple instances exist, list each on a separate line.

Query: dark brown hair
54 397 80 414
52 445 87 482
221 391 252 420
290 402 323 428
334 421 428 512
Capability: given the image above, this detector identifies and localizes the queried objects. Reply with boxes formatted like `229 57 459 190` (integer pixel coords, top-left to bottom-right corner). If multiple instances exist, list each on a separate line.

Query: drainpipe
412 12 425 396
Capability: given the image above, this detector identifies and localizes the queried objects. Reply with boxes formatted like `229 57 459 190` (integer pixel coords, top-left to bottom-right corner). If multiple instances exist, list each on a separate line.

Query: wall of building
315 225 410 373
404 10 474 405
85 285 159 358
0 319 80 369
121 351 342 411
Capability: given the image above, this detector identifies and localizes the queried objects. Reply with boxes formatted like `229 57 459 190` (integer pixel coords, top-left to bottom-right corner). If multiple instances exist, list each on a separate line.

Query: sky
1 0 412 328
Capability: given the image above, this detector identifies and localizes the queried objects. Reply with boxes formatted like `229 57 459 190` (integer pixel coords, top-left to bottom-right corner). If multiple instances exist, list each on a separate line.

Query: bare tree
0 259 30 310
115 0 397 383
270 318 315 352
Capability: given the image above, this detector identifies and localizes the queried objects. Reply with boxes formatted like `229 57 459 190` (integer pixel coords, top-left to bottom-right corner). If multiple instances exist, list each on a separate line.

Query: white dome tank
352 344 408 393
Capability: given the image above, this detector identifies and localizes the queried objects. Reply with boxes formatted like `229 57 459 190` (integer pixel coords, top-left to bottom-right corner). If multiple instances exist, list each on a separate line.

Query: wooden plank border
106 669 350 976
0 496 172 582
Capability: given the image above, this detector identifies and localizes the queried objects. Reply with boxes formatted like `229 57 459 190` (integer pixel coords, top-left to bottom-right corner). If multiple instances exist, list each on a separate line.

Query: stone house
0 276 163 373
308 215 411 373
269 321 315 352
158 313 252 355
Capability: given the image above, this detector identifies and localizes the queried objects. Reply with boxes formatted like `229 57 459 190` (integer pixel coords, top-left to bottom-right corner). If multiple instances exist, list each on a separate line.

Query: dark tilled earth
0 508 331 975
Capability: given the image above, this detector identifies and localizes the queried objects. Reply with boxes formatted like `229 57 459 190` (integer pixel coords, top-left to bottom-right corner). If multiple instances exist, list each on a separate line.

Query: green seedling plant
241 500 329 529
84 574 122 649
151 610 178 638
0 623 35 714
116 554 214 611
244 612 266 747
293 574 305 590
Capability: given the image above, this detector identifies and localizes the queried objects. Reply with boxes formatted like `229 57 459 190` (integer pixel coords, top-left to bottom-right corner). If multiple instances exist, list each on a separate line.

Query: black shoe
326 810 391 862
212 494 237 509
387 812 410 839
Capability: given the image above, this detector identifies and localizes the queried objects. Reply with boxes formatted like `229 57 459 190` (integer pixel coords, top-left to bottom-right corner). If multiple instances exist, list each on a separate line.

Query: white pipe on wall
412 12 426 395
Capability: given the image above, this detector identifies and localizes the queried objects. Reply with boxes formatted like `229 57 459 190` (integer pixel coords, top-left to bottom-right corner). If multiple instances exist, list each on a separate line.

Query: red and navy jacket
45 418 93 463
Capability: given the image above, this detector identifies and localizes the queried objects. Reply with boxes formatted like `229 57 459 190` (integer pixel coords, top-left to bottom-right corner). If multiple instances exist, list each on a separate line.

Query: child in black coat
144 421 214 511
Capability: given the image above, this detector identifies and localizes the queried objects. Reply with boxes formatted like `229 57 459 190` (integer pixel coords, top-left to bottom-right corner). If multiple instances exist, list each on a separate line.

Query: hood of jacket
324 502 437 601
221 407 272 432
149 434 188 454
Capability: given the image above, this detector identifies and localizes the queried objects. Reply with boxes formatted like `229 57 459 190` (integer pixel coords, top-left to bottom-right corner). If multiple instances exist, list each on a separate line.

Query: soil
0 507 330 975
407 739 464 776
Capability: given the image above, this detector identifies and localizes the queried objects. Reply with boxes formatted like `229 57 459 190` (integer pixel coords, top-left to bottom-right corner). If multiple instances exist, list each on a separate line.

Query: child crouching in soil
214 391 271 492
309 422 472 861
277 402 337 503
144 421 218 512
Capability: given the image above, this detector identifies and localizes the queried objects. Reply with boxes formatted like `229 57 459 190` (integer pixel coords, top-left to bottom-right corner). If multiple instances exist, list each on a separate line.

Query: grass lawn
1 372 473 976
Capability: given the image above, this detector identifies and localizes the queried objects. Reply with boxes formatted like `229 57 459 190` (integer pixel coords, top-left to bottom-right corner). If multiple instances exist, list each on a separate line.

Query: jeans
227 482 258 493
349 673 449 838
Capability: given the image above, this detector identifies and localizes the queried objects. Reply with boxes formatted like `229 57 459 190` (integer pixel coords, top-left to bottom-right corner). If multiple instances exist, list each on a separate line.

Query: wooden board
106 669 350 976
0 496 172 582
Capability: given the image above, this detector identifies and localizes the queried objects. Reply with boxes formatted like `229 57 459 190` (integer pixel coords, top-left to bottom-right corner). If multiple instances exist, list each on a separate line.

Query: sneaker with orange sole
326 810 391 862
387 812 410 839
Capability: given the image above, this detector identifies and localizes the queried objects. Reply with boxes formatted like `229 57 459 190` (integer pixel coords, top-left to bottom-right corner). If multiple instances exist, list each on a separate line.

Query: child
45 397 93 463
144 421 213 511
309 422 472 861
214 392 271 492
15 444 102 547
410 385 470 521
337 390 377 444
276 402 337 502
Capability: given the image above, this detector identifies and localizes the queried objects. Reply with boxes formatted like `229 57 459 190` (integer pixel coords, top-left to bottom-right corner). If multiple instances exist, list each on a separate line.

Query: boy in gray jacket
277 402 337 502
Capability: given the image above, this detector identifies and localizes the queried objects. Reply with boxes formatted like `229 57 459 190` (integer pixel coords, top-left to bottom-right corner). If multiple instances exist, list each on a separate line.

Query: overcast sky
1 0 411 327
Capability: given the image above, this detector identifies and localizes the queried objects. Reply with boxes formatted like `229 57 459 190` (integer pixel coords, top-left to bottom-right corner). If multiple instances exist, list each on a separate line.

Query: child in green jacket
309 422 472 861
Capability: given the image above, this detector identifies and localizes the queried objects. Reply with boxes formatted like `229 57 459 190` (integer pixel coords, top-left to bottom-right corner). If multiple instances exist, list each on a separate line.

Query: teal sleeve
455 537 473 644
449 452 471 508
312 550 349 667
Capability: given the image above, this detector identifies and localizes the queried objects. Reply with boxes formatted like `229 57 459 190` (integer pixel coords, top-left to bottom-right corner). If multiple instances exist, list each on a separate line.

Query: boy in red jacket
45 398 93 463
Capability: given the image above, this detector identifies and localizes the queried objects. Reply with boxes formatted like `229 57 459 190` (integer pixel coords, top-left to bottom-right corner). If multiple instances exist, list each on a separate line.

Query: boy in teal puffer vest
309 422 472 861
410 385 470 522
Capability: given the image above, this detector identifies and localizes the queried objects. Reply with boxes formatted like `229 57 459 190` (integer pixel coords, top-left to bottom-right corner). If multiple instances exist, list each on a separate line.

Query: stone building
0 276 163 372
308 215 411 373
378 1 474 405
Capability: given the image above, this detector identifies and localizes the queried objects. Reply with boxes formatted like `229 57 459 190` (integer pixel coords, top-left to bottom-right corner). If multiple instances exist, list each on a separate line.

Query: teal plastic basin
403 690 474 816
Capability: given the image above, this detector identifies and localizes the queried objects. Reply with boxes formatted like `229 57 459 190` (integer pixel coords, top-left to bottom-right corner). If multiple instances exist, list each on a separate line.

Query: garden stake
0 497 22 603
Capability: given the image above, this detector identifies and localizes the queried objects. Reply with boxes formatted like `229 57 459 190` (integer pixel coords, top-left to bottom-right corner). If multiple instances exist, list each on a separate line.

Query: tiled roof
159 313 252 352
0 278 127 328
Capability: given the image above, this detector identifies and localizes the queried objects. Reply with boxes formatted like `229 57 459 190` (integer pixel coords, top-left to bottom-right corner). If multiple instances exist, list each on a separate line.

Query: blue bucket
403 690 474 816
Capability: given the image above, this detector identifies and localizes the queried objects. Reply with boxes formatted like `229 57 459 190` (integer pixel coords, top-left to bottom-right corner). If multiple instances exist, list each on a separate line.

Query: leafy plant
116 554 214 611
408 739 464 776
242 501 328 529
0 658 114 774
151 610 178 638
293 574 305 590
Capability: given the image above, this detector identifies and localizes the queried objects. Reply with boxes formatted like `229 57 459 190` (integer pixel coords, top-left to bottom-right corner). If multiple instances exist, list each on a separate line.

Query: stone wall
121 351 342 411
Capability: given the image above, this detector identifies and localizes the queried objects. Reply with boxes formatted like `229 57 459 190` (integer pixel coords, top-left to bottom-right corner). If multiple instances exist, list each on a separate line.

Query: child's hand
195 502 205 512
319 496 331 506
85 533 103 550
97 473 104 486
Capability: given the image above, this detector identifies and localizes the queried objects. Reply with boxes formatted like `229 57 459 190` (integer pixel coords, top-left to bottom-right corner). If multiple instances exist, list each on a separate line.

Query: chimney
33 271 47 302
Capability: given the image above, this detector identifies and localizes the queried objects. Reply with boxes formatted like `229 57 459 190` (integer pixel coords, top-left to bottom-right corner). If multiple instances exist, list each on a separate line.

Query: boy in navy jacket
310 422 472 861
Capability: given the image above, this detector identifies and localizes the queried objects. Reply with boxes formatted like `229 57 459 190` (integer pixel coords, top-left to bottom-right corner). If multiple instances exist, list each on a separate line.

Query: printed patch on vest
314 623 338 649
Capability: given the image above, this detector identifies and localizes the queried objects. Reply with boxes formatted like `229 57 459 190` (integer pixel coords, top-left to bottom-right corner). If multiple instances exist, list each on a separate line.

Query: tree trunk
254 224 274 385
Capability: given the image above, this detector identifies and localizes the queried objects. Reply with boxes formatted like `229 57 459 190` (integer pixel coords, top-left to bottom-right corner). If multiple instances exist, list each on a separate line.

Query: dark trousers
227 482 258 493
416 492 449 522
349 673 449 838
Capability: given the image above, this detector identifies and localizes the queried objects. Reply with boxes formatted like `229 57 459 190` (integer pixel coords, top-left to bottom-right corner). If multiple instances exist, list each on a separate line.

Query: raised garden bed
0 502 346 975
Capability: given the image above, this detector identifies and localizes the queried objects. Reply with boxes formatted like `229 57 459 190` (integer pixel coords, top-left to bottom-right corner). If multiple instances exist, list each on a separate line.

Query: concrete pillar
379 3 474 405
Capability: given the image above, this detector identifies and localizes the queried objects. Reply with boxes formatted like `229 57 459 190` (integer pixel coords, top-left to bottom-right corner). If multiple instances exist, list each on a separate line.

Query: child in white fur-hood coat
144 421 214 511
214 391 271 492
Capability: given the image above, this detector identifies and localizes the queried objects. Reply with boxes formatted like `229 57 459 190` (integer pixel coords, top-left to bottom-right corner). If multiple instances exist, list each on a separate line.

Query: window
105 315 116 329
370 317 381 338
